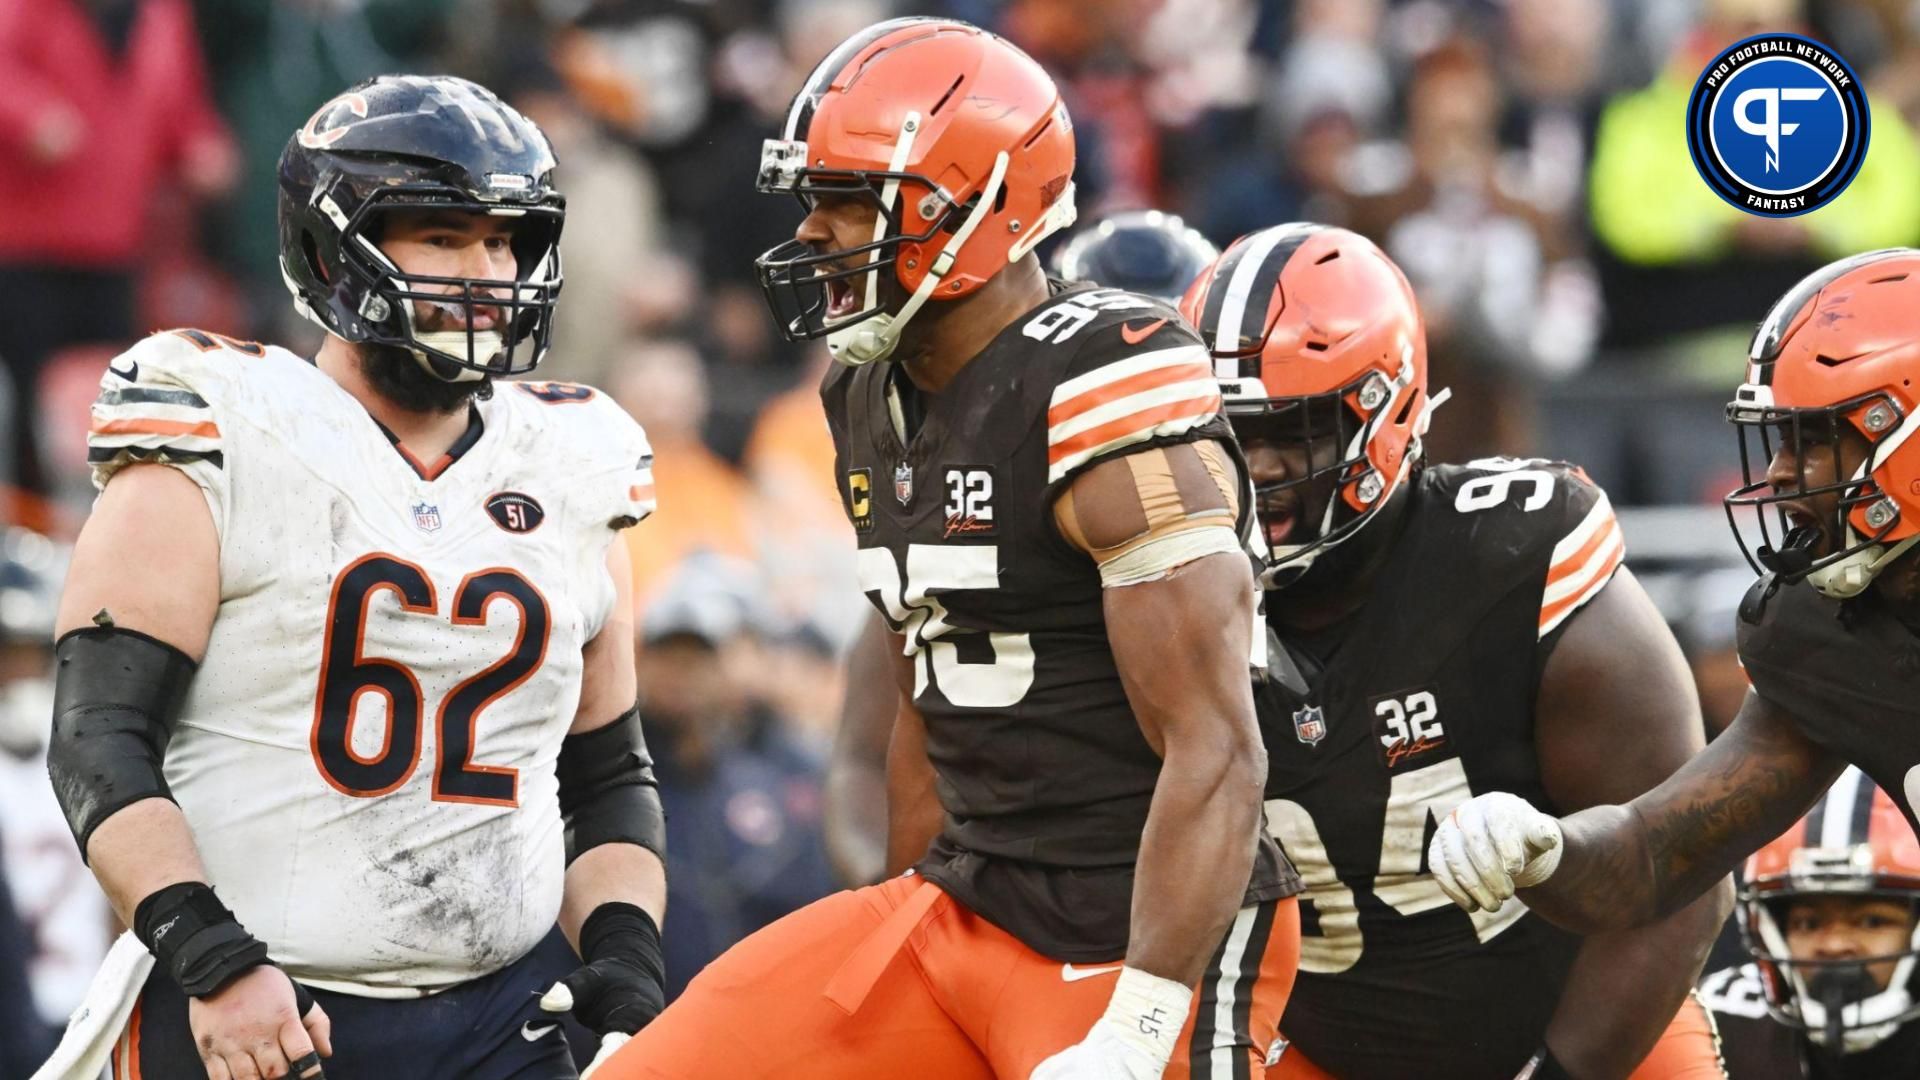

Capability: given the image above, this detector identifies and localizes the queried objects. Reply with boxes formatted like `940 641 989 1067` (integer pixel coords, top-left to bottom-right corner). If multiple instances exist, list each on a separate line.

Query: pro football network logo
1686 33 1869 217
412 502 443 533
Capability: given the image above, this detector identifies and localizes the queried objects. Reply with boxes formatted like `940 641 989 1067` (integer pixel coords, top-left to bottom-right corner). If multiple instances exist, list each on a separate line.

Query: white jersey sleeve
504 380 655 529
501 380 655 639
87 330 247 535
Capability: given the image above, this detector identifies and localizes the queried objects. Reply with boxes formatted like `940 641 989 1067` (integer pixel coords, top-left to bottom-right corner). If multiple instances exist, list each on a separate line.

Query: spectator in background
509 62 670 386
0 0 235 494
0 528 82 1075
1588 0 1920 347
193 0 453 330
0 839 52 1079
740 347 867 646
636 555 835 1002
1348 36 1590 460
611 339 756 620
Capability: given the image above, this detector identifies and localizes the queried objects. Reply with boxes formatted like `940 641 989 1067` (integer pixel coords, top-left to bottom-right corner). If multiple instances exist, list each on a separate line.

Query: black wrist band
581 902 664 974
1523 1045 1574 1080
134 882 270 997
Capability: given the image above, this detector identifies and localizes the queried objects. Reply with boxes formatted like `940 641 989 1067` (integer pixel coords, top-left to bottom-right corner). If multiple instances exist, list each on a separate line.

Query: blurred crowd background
1 0 1910 1068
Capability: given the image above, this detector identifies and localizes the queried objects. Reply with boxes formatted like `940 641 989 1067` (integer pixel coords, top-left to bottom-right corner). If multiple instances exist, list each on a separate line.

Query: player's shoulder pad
1422 458 1624 639
502 380 655 527
1697 962 1771 1019
88 329 269 480
1034 286 1219 485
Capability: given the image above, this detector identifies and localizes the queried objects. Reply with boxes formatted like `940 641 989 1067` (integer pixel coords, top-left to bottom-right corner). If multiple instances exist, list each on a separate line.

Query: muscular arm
1064 446 1266 986
1531 570 1734 1078
823 613 898 886
559 545 666 948
1522 687 1843 934
56 464 219 925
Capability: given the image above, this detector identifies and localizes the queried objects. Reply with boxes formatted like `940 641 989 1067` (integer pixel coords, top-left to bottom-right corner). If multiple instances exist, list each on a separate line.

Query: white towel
33 931 153 1080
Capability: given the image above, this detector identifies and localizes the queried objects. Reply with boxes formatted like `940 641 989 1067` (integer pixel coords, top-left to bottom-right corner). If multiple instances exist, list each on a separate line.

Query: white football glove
1030 967 1192 1080
1427 792 1565 913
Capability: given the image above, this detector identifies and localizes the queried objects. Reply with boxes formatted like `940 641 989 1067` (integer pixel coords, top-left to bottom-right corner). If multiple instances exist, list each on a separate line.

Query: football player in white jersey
46 75 668 1080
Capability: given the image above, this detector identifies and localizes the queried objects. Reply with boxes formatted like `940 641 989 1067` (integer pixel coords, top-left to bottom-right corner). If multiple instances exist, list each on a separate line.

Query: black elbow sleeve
557 704 666 865
46 627 197 861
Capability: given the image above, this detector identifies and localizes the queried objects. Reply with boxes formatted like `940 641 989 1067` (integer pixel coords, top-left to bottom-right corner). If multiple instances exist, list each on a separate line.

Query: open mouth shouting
1258 494 1303 548
825 276 860 319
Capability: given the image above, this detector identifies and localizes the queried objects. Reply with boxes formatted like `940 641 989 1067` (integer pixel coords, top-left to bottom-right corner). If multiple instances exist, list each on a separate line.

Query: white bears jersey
87 329 654 996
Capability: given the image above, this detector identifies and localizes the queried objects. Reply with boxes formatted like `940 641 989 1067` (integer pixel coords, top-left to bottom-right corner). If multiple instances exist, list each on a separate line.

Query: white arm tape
1097 523 1244 588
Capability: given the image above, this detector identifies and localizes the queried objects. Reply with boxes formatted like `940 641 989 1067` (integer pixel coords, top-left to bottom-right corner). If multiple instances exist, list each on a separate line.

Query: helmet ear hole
302 231 329 284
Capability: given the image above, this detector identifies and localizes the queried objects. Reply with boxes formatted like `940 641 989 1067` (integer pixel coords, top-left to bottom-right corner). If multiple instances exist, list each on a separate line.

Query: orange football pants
1267 990 1724 1079
600 874 1301 1079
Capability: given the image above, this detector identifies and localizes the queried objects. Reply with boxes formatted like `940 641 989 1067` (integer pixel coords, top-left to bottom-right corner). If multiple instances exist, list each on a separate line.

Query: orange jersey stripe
127 997 144 1080
1544 510 1620 589
1048 361 1216 429
89 417 220 440
1538 540 1623 632
1047 394 1222 465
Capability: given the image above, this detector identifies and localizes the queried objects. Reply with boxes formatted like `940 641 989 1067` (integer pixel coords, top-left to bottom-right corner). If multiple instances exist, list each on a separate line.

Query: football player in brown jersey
1702 769 1920 1078
603 19 1300 1080
1182 224 1727 1080
1431 250 1920 1051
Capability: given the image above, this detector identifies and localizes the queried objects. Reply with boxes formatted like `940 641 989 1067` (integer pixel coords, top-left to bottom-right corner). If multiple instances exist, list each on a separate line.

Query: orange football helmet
754 17 1077 366
1726 249 1920 597
1178 224 1435 583
1743 768 1920 1052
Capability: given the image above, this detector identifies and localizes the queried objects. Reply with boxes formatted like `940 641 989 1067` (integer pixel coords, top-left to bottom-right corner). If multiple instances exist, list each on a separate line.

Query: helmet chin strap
829 148 1011 367
1807 449 1920 598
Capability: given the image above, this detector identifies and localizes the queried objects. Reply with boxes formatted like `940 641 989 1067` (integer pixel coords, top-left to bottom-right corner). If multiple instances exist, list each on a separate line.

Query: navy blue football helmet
277 75 565 382
1052 210 1219 303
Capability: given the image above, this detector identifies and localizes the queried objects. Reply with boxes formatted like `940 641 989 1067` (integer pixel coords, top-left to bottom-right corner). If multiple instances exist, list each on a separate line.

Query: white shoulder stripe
1050 344 1210 406
1542 519 1625 608
1047 410 1216 484
1048 378 1222 447
1549 494 1616 569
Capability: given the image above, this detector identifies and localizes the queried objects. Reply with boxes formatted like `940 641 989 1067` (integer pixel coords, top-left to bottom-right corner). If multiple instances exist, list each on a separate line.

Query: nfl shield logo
893 462 914 506
1292 705 1327 746
412 502 443 533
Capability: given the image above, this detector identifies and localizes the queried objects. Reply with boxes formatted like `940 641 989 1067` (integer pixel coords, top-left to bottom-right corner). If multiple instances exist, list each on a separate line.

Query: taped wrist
582 902 665 978
571 902 666 1034
47 627 197 861
134 882 270 997
557 705 666 864
1098 966 1194 1067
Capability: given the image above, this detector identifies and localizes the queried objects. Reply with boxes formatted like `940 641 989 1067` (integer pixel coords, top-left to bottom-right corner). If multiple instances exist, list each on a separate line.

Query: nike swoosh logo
107 358 139 382
1119 318 1168 346
1060 963 1125 983
520 1021 559 1041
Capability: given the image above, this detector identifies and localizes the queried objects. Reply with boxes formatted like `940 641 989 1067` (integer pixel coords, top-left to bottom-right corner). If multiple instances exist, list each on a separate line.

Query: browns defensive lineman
1703 768 1920 1078
822 208 1224 889
1183 225 1729 1079
45 76 667 1080
1431 249 1920 1047
604 18 1299 1080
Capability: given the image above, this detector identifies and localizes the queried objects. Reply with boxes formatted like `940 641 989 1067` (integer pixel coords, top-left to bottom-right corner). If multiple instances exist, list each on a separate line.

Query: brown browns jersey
822 281 1298 962
1258 459 1627 1077
1737 577 1920 838
1702 959 1920 1079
